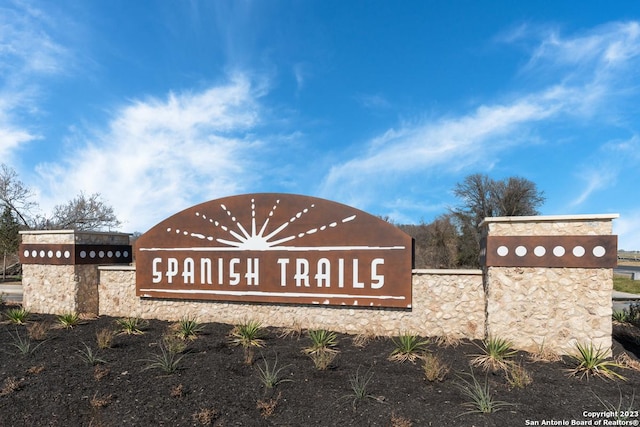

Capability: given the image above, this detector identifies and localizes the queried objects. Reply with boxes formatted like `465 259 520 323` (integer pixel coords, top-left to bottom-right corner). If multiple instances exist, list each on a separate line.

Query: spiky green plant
57 312 81 329
5 307 30 325
256 353 292 389
229 320 265 364
8 328 44 356
303 329 339 370
455 370 513 415
142 341 186 374
304 329 338 354
116 317 148 335
612 310 630 323
77 342 106 365
342 366 378 409
389 332 429 363
569 342 626 380
175 316 204 340
471 336 517 372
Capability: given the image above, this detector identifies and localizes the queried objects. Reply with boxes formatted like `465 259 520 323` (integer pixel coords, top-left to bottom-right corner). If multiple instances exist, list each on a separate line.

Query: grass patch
256 392 281 418
27 321 49 341
96 328 116 349
614 275 640 294
422 352 450 382
0 377 24 396
505 362 533 389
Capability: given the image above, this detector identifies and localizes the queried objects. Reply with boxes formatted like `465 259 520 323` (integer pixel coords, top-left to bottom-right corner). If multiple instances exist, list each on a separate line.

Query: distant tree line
398 173 545 268
0 161 545 275
0 163 121 278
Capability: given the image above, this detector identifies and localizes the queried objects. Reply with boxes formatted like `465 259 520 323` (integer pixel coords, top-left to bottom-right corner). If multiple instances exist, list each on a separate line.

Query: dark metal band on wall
482 235 617 268
20 244 132 265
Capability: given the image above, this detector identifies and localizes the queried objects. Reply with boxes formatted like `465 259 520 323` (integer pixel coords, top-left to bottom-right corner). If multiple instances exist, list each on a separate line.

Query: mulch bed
1 308 639 427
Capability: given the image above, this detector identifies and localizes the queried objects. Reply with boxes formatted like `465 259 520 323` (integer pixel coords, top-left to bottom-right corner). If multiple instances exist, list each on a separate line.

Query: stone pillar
480 214 618 356
19 230 132 315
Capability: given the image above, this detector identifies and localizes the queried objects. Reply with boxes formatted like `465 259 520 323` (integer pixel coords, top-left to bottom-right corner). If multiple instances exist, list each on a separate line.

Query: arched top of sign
135 193 413 308
137 193 410 252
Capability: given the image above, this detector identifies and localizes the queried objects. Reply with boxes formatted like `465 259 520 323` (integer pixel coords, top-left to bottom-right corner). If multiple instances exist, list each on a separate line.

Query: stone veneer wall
481 214 617 355
20 230 131 315
22 264 78 314
98 266 485 339
20 214 618 355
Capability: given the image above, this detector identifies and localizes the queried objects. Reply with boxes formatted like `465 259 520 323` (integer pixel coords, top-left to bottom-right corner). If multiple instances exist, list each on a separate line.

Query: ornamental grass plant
303 329 339 370
8 328 45 356
5 307 30 325
389 332 429 363
471 336 517 372
229 319 265 364
455 370 513 415
116 317 149 335
57 312 81 329
256 353 292 389
174 315 204 340
568 342 626 381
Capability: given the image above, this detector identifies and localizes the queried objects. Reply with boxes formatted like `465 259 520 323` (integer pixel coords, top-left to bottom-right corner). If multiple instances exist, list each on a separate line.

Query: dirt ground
1 308 639 427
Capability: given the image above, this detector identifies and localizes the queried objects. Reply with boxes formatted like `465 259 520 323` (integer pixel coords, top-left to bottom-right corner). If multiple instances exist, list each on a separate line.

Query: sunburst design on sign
166 198 356 250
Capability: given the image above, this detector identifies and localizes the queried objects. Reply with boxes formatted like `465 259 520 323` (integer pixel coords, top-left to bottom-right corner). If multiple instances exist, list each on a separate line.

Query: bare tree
398 214 458 269
491 177 545 217
49 192 121 231
0 164 38 227
452 173 545 267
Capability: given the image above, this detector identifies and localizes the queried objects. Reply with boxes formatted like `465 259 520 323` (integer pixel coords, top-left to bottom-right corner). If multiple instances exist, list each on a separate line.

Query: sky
2 1 640 250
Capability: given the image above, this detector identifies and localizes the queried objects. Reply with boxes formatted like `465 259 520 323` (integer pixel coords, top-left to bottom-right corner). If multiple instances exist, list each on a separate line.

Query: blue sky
2 1 640 249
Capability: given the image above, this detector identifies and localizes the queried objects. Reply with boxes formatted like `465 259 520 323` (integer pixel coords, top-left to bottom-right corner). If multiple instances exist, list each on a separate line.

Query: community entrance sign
135 193 413 308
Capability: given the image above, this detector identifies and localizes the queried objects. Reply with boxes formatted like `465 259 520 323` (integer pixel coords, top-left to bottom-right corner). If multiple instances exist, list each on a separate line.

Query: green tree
0 205 20 281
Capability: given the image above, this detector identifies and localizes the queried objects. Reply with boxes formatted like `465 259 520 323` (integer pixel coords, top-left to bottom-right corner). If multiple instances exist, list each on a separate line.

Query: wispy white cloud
355 93 392 110
320 21 640 211
35 75 267 232
0 1 71 161
570 135 640 208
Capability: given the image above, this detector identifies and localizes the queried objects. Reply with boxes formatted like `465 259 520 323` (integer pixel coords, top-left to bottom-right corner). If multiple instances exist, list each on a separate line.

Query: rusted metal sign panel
483 235 617 268
135 194 413 308
20 244 132 265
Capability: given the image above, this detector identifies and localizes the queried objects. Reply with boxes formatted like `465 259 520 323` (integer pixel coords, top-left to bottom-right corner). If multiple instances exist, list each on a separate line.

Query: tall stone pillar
19 230 132 315
480 214 618 355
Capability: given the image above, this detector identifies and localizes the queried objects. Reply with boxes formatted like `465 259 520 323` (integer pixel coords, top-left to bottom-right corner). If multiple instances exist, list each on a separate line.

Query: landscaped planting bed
1 306 639 426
